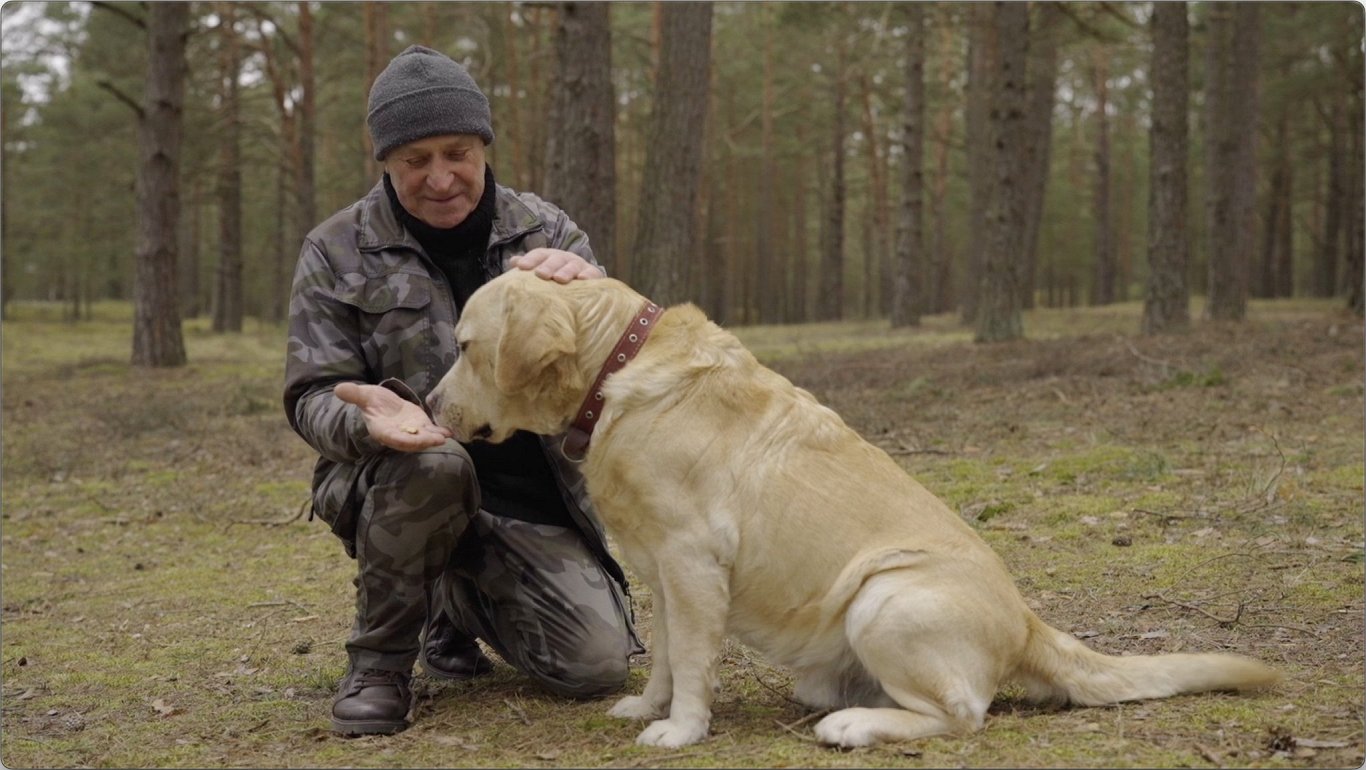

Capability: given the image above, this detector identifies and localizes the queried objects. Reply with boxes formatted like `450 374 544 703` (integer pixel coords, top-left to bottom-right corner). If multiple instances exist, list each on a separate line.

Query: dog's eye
457 340 470 355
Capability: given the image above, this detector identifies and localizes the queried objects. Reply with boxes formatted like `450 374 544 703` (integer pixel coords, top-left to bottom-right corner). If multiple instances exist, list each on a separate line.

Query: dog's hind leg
814 570 999 748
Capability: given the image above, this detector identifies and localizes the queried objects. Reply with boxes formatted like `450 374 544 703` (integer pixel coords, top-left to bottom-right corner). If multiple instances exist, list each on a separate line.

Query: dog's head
427 270 596 444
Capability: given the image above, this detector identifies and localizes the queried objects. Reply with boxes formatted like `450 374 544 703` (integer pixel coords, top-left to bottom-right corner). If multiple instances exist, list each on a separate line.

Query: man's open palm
334 382 452 452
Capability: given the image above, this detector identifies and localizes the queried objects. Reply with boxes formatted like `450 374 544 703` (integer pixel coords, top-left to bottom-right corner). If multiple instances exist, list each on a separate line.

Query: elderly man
283 45 640 736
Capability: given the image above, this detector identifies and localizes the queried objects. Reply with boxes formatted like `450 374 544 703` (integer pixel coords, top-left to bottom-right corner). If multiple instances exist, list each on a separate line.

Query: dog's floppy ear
494 280 579 394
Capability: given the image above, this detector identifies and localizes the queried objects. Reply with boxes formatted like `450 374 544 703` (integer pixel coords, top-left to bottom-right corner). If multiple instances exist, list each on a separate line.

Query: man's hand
334 382 452 452
510 248 605 283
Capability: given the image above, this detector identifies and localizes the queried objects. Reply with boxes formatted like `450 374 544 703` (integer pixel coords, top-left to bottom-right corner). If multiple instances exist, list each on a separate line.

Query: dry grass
2 298 1362 768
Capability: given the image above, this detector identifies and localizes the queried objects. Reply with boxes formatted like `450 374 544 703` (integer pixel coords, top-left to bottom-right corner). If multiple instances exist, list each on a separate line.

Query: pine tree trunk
1259 112 1290 299
1091 47 1115 306
1142 0 1191 335
1205 3 1260 321
296 2 317 239
631 1 712 305
962 3 994 325
362 1 389 182
132 2 188 367
757 4 778 323
1345 84 1365 315
890 3 924 328
817 30 848 322
544 2 616 271
975 1 1028 343
213 1 243 333
928 15 956 315
1020 1 1060 311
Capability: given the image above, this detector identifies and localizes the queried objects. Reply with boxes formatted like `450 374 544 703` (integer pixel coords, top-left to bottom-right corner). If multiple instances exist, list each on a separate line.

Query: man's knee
525 632 630 699
367 441 478 515
371 441 474 488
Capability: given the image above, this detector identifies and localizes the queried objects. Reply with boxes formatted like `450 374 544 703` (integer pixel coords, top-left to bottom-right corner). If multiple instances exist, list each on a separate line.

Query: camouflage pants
342 441 634 697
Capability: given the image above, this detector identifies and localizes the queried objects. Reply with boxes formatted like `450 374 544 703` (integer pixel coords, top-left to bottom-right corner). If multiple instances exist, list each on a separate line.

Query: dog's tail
1014 612 1281 707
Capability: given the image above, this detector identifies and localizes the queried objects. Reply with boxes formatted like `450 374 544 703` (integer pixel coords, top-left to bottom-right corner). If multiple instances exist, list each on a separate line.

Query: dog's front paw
608 695 667 721
636 717 708 747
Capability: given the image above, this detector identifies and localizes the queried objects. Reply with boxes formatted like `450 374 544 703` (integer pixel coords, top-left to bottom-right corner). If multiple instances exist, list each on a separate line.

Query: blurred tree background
2 2 1361 362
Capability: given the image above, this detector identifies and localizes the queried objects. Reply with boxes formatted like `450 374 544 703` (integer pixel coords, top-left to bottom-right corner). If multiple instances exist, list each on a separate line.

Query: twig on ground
1117 335 1172 376
774 717 819 742
247 599 310 613
885 442 952 457
1240 623 1322 639
774 708 830 743
742 660 805 709
503 697 531 726
1143 591 1247 626
1132 508 1199 523
223 500 308 531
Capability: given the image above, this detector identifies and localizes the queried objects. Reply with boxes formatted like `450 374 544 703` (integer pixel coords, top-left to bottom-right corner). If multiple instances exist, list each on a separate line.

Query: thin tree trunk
181 177 201 318
1091 46 1115 306
1142 0 1191 335
962 3 994 325
818 30 848 322
631 1 712 305
757 3 777 323
858 72 890 319
213 1 243 333
543 2 616 271
1345 83 1365 315
1259 112 1290 298
928 14 956 315
975 1 1028 343
1020 1 1060 310
891 2 924 328
1205 3 1260 321
132 2 188 367
296 2 316 237
362 1 388 181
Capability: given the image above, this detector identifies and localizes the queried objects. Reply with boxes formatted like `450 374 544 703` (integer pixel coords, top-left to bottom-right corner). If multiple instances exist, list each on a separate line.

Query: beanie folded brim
370 85 496 160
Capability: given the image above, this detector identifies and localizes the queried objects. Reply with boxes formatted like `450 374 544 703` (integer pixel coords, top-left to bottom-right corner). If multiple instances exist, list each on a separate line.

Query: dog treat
402 425 420 435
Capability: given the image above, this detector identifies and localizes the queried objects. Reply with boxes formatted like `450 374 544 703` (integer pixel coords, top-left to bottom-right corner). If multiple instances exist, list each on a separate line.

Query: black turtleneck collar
383 164 497 260
383 165 498 312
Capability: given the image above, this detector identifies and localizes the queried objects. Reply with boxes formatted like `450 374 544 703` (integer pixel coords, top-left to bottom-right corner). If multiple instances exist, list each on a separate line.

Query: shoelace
350 669 408 692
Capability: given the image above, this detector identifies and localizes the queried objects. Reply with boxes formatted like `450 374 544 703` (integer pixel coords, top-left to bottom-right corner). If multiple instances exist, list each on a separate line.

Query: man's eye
405 157 426 168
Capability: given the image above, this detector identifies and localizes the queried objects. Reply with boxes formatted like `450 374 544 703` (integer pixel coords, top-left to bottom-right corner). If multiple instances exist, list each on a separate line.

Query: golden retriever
426 270 1280 749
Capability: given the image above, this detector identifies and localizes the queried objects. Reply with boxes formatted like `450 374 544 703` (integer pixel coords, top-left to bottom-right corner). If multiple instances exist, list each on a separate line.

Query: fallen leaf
150 698 177 717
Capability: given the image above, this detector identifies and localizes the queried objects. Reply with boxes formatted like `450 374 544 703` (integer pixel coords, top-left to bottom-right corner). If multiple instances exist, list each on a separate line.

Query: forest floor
2 298 1362 769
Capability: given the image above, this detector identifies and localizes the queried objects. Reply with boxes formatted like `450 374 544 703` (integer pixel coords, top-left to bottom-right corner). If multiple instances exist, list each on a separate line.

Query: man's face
384 134 486 229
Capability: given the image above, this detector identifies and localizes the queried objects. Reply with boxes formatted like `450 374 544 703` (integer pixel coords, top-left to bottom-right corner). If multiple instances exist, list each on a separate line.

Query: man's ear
493 281 580 394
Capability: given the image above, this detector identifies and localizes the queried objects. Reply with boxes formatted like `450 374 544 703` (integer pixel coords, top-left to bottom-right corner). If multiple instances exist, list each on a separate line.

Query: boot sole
331 715 408 736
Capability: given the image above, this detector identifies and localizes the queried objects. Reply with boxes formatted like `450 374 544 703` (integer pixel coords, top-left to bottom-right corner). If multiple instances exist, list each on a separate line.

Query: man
283 45 640 736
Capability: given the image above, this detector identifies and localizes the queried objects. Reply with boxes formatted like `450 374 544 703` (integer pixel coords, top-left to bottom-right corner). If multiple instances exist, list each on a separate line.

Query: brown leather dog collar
561 299 663 460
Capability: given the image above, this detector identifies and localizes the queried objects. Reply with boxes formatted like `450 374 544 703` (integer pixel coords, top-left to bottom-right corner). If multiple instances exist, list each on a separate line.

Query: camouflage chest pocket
332 271 444 384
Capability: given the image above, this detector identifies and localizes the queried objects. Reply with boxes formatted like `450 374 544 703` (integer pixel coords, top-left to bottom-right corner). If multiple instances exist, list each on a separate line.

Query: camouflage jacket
282 178 630 595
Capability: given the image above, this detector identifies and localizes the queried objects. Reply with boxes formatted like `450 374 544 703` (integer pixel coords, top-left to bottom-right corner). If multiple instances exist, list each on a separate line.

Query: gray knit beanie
367 45 495 160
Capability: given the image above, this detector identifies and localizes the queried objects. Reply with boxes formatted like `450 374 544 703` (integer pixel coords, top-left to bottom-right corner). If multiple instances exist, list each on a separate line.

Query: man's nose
425 161 456 191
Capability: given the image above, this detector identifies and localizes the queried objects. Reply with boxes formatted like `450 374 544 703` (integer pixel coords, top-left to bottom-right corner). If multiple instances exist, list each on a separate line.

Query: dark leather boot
420 610 495 681
331 666 412 735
